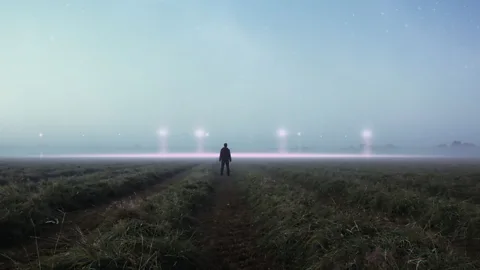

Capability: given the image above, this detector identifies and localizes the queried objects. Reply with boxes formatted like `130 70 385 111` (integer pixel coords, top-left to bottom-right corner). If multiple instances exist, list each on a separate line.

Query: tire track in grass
30 165 216 270
195 165 277 270
0 163 200 269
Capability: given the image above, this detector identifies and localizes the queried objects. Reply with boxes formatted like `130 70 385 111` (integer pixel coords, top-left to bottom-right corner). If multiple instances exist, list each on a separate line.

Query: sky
0 0 479 153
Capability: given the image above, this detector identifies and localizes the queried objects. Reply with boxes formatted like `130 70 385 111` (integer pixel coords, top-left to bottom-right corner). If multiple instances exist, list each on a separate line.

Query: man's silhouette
219 143 232 176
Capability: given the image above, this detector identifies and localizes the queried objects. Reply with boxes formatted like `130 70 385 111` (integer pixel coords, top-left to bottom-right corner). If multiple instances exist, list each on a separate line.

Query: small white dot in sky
464 65 469 69
380 12 385 16
433 8 436 12
118 133 121 136
477 25 479 29
344 21 348 25
352 13 355 17
39 133 43 137
417 6 422 11
395 8 399 12
404 23 409 28
385 29 389 33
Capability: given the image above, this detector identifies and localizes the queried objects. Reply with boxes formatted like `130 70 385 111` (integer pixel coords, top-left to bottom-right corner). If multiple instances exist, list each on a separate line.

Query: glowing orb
297 132 302 136
362 129 372 139
157 129 168 137
277 129 288 137
39 133 43 137
194 129 206 138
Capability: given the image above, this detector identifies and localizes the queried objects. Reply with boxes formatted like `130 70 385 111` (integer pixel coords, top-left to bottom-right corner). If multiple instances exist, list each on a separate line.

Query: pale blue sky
0 0 479 152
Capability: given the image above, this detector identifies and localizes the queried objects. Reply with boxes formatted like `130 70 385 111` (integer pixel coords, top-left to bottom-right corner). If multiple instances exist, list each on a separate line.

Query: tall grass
35 167 214 270
239 171 478 269
0 164 194 247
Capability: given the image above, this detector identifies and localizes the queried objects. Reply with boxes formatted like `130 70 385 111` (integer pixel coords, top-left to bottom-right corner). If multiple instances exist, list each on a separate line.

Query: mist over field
1 0 479 157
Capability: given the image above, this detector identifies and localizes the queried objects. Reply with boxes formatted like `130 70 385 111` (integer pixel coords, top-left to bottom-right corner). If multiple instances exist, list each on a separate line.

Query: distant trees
437 141 476 148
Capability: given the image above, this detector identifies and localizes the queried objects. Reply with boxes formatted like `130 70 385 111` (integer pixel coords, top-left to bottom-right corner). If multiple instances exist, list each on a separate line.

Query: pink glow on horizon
39 152 441 159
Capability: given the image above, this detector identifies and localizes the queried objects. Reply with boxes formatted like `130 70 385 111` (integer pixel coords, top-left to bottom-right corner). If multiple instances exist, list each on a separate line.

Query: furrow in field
22 165 215 270
0 163 198 268
194 165 277 270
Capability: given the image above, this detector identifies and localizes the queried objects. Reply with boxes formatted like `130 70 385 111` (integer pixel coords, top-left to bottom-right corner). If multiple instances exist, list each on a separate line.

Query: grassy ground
1 159 480 269
0 162 195 248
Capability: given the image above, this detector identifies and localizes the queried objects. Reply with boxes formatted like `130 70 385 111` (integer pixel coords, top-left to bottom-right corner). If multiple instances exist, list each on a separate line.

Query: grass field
1 159 480 269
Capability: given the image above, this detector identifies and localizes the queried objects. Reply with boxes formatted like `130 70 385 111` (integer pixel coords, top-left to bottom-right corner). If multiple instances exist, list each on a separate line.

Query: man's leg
220 161 225 175
226 161 230 176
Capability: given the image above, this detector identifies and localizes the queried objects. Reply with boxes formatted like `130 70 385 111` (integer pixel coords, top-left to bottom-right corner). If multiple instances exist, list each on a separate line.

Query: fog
1 1 479 156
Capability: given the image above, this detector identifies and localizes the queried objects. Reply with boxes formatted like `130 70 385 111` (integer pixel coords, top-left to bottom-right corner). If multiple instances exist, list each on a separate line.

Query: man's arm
219 149 222 161
228 149 232 162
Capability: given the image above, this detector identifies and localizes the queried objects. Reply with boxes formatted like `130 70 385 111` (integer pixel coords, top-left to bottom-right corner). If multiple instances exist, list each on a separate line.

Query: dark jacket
219 147 232 162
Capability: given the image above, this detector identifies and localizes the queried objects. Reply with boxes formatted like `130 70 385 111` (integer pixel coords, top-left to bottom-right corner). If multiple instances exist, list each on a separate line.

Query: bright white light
297 132 302 136
39 133 43 137
194 129 206 138
205 132 210 137
117 133 121 136
362 129 372 139
277 129 288 137
157 129 168 137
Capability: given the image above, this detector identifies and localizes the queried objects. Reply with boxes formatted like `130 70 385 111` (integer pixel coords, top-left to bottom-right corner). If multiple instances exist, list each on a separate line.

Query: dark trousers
220 160 230 176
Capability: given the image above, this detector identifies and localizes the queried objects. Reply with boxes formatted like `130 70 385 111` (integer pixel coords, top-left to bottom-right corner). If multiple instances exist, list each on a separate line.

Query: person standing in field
219 143 232 176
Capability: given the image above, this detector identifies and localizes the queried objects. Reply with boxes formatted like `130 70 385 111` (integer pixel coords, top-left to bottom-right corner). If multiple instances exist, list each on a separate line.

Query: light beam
194 128 206 152
277 128 288 153
362 129 373 155
157 128 169 153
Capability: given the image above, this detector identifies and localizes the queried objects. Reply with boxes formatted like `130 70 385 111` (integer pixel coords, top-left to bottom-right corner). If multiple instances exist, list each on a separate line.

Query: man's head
224 143 228 147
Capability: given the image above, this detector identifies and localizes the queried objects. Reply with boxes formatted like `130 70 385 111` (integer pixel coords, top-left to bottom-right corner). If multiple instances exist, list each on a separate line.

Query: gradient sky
1 0 479 151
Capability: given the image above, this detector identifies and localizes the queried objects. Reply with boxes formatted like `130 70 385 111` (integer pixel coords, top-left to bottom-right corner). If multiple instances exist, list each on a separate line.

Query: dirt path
195 169 277 270
0 165 200 269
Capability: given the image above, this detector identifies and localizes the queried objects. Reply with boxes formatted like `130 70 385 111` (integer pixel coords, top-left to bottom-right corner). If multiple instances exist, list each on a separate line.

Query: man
219 143 232 176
